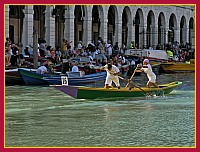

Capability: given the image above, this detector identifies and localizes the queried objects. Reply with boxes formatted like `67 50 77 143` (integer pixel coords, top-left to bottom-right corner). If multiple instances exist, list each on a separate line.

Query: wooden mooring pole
33 30 38 69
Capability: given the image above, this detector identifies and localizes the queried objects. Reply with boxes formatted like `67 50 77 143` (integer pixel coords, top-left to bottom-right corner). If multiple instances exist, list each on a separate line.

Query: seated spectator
24 45 31 57
119 55 126 65
71 61 79 72
6 44 12 66
36 64 48 74
166 50 173 61
61 56 70 74
10 43 19 66
184 52 190 63
39 42 46 57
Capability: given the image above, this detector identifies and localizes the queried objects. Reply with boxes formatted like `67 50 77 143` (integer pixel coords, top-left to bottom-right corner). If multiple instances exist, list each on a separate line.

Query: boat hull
5 68 37 85
160 63 195 73
43 72 106 85
5 75 24 85
53 81 182 99
18 68 49 85
18 68 106 85
5 69 24 85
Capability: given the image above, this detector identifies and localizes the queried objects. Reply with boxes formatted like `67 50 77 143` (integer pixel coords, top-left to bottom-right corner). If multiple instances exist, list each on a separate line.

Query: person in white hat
136 59 159 88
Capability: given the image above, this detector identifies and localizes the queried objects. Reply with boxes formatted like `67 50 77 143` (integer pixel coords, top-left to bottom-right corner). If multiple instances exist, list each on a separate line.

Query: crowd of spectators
5 36 194 69
157 41 194 63
5 37 129 74
5 38 24 66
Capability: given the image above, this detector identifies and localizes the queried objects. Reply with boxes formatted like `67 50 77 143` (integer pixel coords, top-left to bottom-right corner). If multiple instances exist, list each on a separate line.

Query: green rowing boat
52 81 182 99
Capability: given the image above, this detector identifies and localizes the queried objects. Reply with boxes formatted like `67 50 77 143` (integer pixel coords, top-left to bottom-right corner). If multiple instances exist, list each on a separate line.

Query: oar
129 83 153 96
125 64 139 88
118 76 153 96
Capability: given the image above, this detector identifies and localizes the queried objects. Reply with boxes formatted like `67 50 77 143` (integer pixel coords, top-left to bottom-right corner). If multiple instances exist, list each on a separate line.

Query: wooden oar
129 83 153 96
125 64 139 88
118 76 153 96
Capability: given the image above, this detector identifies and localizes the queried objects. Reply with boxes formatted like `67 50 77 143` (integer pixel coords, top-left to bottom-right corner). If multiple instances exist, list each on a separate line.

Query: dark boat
5 68 36 85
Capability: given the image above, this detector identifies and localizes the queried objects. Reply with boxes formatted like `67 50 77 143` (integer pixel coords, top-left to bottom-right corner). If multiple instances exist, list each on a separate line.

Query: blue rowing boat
18 68 106 85
43 72 106 85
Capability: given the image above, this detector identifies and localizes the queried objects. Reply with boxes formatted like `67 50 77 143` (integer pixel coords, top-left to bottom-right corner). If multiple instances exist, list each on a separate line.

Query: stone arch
135 8 144 49
9 5 24 43
189 17 194 48
158 12 166 49
122 6 132 47
92 5 103 45
97 5 104 40
107 5 118 44
74 5 85 46
53 6 65 47
168 13 177 43
147 10 156 49
34 6 45 41
180 16 187 44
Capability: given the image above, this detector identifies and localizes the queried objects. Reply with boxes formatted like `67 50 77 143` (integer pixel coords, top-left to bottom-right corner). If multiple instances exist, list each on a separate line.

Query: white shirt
36 66 47 74
95 49 100 54
131 60 135 65
106 44 112 56
6 48 12 55
103 64 120 87
71 65 79 72
142 64 156 78
121 56 126 64
104 64 120 76
78 43 82 50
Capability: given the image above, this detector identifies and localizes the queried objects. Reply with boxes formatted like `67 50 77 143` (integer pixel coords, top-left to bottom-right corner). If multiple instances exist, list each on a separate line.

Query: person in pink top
136 59 159 88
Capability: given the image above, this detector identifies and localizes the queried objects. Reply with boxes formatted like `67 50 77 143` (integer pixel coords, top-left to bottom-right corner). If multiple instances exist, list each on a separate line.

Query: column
182 28 187 43
132 24 136 47
45 6 55 47
152 25 158 49
22 6 34 49
165 28 169 44
99 17 108 44
127 21 133 49
190 28 195 49
114 12 122 47
5 5 9 39
99 6 108 43
174 29 180 44
186 28 190 43
83 17 92 46
142 26 147 49
82 6 92 46
160 26 165 49
64 6 75 49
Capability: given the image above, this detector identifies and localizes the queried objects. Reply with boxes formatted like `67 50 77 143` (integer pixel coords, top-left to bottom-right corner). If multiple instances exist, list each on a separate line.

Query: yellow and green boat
160 62 195 73
52 81 182 99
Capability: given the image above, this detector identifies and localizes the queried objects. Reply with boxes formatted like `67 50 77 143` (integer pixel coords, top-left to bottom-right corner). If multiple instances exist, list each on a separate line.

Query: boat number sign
61 76 68 86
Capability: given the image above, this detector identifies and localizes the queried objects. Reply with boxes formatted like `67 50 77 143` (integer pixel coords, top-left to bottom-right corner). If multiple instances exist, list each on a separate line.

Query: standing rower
101 63 121 89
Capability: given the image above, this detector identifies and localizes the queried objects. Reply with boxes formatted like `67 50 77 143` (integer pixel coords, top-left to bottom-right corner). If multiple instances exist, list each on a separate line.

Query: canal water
5 72 195 147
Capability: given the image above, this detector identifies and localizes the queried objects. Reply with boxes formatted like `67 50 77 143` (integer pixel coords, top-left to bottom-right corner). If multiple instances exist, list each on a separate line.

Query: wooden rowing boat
52 81 182 99
18 68 106 85
160 62 195 73
43 72 106 85
5 68 37 85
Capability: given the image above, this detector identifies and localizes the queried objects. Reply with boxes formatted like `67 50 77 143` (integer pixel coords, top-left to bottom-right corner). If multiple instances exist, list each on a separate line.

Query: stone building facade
5 5 195 50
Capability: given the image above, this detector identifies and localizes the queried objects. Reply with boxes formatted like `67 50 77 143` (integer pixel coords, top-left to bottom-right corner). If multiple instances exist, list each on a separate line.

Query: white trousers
105 75 120 87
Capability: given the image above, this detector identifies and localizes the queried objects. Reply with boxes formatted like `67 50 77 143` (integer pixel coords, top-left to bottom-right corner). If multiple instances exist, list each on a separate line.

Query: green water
5 73 195 147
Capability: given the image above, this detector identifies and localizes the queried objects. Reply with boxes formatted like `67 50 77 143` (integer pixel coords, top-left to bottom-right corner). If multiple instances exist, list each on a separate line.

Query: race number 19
61 76 68 85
